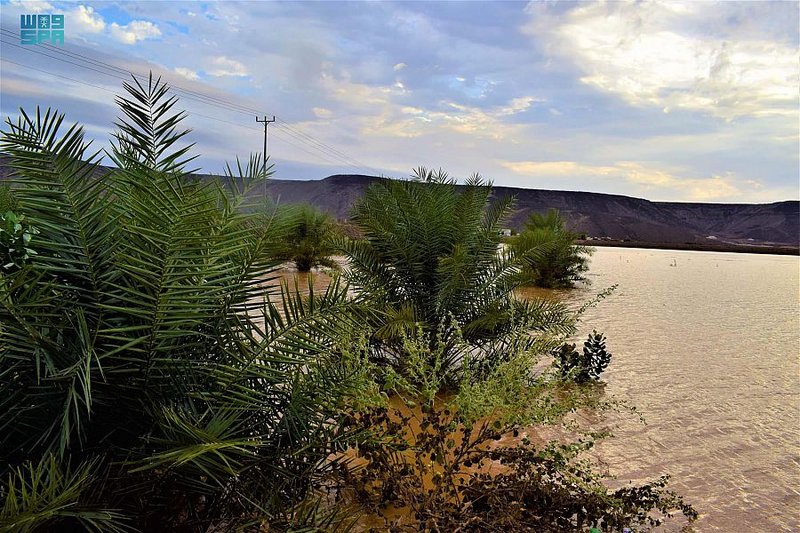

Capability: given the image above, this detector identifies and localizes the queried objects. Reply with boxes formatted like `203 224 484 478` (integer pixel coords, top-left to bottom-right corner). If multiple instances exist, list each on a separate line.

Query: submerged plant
339 330 696 532
342 167 574 385
510 208 593 289
555 330 613 383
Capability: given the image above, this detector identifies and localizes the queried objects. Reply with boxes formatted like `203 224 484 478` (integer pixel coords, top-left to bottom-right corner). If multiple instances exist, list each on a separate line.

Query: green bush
510 209 592 288
0 211 38 272
0 185 17 213
555 330 613 383
341 328 696 532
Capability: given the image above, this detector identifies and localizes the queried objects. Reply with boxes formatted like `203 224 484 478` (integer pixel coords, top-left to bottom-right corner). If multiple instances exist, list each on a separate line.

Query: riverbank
576 239 799 256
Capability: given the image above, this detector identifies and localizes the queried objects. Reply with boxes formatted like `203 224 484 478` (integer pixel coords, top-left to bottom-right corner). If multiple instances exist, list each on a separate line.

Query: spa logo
20 14 65 45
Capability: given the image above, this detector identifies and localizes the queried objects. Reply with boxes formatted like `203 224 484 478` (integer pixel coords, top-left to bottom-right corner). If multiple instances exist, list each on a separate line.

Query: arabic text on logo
20 14 65 45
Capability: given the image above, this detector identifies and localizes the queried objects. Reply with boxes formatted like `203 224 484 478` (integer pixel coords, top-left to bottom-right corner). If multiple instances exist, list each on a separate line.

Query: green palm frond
342 171 573 382
2 73 372 530
111 72 196 173
0 456 130 533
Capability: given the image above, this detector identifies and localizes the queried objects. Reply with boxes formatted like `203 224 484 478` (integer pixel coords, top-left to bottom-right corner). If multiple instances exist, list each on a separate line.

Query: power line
0 29 381 174
0 56 363 170
0 32 381 174
15 35 382 172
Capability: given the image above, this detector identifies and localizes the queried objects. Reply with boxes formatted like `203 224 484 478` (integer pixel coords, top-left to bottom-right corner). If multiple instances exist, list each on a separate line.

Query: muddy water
274 248 799 531
519 247 799 532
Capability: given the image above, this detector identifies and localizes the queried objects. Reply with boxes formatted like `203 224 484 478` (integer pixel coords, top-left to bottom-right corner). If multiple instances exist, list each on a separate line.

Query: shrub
510 209 593 288
555 330 613 383
0 185 16 213
0 211 38 272
339 332 696 532
276 203 340 271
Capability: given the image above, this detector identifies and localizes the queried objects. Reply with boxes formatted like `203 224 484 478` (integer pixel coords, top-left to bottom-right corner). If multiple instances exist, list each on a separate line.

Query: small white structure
499 228 512 237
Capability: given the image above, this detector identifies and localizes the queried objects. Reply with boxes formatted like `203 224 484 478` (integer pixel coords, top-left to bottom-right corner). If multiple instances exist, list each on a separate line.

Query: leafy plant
555 330 613 383
510 208 593 288
276 203 341 271
339 337 695 532
0 211 38 272
0 74 369 532
0 185 16 213
342 167 574 384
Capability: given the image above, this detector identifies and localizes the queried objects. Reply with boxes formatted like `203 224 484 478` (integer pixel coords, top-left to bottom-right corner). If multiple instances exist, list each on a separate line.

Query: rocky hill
263 174 799 246
2 160 798 247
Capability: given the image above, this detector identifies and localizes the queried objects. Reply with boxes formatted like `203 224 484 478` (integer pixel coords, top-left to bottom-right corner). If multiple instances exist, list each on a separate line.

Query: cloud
9 0 53 13
174 67 199 80
312 107 333 119
70 5 106 33
393 62 407 71
497 96 541 116
499 159 746 200
110 20 161 44
526 1 799 121
207 56 248 77
315 67 539 141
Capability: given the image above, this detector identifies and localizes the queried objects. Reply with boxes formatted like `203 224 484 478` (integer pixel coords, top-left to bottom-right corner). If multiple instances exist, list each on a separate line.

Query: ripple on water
544 248 800 532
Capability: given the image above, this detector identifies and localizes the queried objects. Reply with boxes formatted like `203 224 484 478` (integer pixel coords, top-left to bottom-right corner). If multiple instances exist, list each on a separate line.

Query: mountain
262 175 799 247
2 160 798 248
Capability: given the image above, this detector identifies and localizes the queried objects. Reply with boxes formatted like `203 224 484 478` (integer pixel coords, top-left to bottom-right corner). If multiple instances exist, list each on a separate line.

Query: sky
0 0 798 203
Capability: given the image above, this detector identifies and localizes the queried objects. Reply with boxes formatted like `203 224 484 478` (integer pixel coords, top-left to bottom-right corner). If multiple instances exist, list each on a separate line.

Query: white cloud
70 5 106 33
498 96 541 116
174 67 199 80
207 56 248 77
393 62 407 71
9 0 54 13
312 107 332 119
526 1 799 121
110 20 161 44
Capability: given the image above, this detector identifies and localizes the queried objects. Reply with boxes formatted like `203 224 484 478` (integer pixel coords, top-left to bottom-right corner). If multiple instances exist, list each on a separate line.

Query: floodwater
276 248 800 531
523 247 799 532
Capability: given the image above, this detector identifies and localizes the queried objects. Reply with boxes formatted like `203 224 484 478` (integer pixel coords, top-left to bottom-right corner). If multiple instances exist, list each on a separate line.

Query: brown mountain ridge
2 160 798 250
261 174 799 248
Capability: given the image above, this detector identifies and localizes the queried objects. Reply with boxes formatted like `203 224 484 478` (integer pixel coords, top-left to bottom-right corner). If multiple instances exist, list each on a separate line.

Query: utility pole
255 115 275 174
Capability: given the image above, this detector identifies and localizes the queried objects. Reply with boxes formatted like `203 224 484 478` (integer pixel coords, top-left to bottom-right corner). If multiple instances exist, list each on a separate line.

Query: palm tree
510 209 593 288
276 204 340 272
0 75 366 532
341 168 574 384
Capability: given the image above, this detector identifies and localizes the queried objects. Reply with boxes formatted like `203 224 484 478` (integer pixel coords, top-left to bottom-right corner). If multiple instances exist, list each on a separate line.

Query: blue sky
1 0 798 202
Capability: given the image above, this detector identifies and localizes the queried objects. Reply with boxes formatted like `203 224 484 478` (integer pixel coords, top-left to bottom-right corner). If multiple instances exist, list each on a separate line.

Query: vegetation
0 185 16 213
510 208 593 288
0 76 369 532
555 330 613 383
0 211 38 273
275 203 340 271
335 326 696 532
336 171 695 530
342 167 574 385
1 77 695 532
